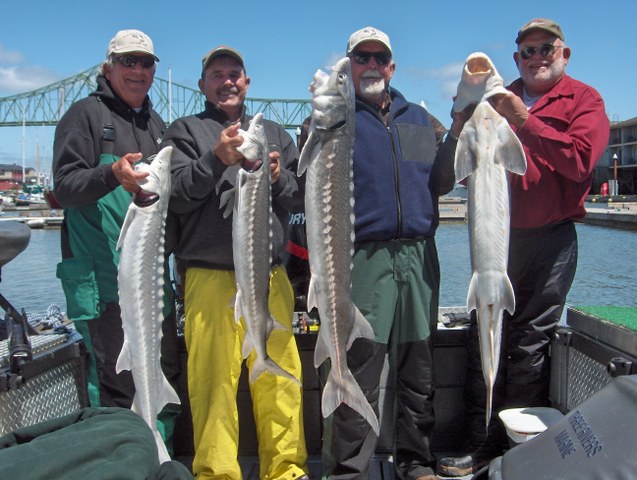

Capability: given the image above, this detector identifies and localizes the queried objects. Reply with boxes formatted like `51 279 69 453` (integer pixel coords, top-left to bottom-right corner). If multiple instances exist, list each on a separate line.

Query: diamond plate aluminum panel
1 334 87 435
566 347 612 411
0 358 83 435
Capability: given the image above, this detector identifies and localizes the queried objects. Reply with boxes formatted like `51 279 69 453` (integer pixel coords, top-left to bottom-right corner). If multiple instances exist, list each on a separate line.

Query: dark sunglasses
519 43 563 60
350 51 392 66
113 54 155 69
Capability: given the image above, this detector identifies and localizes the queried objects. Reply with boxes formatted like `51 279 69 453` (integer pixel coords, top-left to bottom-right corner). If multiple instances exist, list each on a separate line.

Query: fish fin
241 332 254 359
494 118 527 176
466 271 479 313
116 208 136 250
154 429 172 464
306 276 319 311
160 375 181 410
454 123 479 182
313 327 330 368
269 314 287 331
115 339 132 373
322 367 380 436
130 393 141 415
297 130 320 176
219 188 236 218
502 274 516 315
346 306 375 350
233 291 242 323
249 356 301 385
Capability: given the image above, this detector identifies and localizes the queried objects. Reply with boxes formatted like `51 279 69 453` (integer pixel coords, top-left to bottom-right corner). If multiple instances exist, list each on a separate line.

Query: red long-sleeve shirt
508 75 609 228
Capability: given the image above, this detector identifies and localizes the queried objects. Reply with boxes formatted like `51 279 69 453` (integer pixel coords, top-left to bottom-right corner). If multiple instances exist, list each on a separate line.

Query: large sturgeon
232 112 300 385
298 57 379 435
453 53 527 425
116 146 180 463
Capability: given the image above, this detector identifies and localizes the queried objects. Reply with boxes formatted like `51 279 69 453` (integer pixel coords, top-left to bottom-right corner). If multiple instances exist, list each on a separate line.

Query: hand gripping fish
116 146 181 463
453 53 527 426
232 112 300 385
298 57 380 435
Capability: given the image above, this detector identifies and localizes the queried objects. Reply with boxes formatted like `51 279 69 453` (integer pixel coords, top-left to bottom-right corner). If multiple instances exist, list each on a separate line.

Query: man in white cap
320 26 470 480
52 29 179 452
439 17 609 477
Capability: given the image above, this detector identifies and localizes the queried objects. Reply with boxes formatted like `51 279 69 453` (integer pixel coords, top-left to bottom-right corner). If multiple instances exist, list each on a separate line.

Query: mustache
361 71 382 79
216 86 240 95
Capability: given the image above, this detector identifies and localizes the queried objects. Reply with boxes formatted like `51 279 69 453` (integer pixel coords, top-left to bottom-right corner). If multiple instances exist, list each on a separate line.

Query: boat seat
0 221 31 268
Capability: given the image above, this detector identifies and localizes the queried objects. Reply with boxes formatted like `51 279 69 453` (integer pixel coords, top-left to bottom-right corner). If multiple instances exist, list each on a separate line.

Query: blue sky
1 0 634 176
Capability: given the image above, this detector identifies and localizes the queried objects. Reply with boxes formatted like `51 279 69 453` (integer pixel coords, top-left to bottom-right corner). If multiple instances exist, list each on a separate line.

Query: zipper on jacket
386 123 402 238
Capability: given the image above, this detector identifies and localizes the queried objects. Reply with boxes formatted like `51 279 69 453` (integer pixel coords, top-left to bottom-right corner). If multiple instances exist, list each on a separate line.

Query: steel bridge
0 65 312 130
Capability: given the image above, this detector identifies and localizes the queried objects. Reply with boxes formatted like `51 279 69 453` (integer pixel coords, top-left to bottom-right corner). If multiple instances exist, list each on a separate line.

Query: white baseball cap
346 26 392 55
107 29 159 61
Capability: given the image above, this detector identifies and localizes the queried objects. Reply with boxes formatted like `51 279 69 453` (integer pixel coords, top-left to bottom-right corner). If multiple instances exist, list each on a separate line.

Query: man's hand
213 122 244 166
269 150 281 183
488 93 529 129
449 102 477 138
112 153 147 193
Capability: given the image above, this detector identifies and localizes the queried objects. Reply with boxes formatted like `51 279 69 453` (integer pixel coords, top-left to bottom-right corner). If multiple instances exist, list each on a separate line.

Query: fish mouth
134 189 160 207
466 57 491 75
242 158 263 172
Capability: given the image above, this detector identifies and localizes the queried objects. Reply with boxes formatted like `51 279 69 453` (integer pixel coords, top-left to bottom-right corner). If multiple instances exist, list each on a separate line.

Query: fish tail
485 387 493 428
249 356 301 386
322 367 380 436
154 428 171 464
346 305 375 350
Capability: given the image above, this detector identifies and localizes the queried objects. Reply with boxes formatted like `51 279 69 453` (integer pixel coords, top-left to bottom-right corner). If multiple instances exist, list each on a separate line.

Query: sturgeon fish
116 146 180 463
232 112 299 385
298 57 379 435
453 52 527 426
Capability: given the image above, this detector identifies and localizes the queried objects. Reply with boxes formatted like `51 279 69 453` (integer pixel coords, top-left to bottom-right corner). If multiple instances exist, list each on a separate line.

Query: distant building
598 117 637 195
0 164 37 190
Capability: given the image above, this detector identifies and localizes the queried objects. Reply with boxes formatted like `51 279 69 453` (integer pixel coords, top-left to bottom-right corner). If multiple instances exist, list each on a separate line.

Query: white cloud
0 44 59 95
0 66 59 95
0 44 23 64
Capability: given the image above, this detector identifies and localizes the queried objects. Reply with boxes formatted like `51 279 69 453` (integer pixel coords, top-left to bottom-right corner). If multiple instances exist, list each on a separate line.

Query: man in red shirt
439 18 610 477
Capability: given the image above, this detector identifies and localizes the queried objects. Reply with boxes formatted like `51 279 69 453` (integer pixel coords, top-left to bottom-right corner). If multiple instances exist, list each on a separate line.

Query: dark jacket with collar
53 75 164 208
163 102 303 270
352 87 457 242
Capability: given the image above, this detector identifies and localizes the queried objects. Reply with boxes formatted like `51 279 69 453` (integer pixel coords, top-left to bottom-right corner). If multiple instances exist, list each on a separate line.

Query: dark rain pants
322 238 440 480
463 220 578 451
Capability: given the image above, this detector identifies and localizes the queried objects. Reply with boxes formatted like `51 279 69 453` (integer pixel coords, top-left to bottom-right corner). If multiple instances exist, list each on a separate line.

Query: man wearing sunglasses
321 27 470 480
439 18 610 478
52 29 180 454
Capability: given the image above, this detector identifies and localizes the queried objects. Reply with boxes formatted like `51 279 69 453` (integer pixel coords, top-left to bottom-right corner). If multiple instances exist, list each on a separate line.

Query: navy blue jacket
353 87 456 242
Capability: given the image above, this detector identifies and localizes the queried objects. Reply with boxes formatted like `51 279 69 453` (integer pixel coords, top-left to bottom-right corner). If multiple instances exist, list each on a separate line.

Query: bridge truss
0 65 312 130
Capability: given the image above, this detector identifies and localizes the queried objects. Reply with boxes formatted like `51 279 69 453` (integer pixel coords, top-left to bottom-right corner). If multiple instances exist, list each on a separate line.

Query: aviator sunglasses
518 43 564 60
350 51 392 66
113 54 156 69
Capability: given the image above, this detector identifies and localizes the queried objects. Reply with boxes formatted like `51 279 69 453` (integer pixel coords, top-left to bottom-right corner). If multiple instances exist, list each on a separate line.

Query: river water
1 223 636 318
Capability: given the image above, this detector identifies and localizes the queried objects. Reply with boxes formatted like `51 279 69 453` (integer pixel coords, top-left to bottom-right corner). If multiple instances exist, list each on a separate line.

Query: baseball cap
201 46 245 76
346 26 392 55
516 18 565 44
107 29 159 61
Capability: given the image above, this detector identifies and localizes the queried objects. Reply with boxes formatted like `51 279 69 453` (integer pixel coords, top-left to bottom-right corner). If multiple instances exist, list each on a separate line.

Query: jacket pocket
56 256 100 321
396 122 436 164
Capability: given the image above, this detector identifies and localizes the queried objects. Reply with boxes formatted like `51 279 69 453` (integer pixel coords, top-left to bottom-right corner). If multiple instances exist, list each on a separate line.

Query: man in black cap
439 18 610 477
162 45 308 479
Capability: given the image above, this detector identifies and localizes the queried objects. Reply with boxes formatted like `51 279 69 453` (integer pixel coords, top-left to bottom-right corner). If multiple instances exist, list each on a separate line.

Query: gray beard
360 78 386 102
